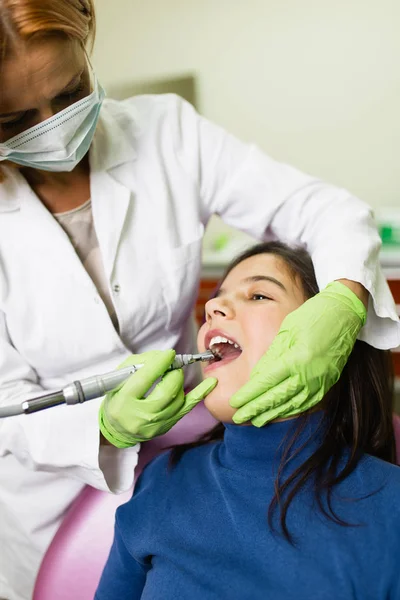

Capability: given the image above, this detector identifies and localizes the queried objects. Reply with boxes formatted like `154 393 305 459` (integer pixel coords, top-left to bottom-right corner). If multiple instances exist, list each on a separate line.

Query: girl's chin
204 387 240 423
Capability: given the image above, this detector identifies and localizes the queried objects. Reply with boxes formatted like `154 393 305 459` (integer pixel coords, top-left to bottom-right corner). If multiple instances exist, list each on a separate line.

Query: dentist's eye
56 82 85 101
1 113 28 129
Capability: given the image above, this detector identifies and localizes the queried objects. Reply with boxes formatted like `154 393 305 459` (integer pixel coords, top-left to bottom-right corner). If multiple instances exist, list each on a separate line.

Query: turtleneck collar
219 412 325 475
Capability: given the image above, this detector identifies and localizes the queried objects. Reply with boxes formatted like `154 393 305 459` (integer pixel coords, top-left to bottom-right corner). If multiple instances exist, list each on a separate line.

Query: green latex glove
230 281 367 427
99 349 217 448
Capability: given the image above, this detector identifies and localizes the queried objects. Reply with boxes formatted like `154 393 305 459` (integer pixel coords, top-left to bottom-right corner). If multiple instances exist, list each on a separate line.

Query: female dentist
0 1 398 599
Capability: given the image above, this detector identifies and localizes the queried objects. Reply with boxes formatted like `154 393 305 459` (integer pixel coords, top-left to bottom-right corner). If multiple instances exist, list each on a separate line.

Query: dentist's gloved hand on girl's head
99 350 217 448
230 280 367 427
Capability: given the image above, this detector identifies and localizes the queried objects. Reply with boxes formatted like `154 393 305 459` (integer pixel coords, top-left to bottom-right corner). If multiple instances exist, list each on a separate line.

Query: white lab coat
0 93 399 600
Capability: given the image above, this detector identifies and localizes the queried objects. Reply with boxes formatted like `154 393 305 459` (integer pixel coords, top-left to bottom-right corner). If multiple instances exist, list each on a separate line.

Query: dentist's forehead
0 36 85 112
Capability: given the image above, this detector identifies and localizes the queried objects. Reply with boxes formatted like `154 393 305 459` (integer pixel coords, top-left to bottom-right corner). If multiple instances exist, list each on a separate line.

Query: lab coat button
113 284 121 294
94 296 100 304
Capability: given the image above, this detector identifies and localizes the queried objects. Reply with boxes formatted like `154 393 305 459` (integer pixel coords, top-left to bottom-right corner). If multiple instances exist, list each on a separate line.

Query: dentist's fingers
177 377 218 416
132 387 186 427
251 389 323 427
229 361 291 409
120 350 176 399
249 387 312 427
107 373 185 437
142 370 186 417
153 378 219 437
231 376 299 424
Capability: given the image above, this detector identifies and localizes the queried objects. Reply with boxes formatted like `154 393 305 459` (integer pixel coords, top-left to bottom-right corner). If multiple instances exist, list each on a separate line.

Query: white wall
93 0 400 209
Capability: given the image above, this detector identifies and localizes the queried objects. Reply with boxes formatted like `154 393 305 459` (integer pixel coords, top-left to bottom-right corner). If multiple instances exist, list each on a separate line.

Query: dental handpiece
0 351 215 418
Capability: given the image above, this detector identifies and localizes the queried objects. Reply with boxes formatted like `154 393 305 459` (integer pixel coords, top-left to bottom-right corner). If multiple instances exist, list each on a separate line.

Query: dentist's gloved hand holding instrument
0 349 215 418
99 350 218 448
230 281 367 426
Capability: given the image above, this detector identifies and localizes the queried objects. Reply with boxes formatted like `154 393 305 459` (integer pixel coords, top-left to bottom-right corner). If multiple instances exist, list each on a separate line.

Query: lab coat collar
89 99 138 173
0 99 138 212
0 168 23 212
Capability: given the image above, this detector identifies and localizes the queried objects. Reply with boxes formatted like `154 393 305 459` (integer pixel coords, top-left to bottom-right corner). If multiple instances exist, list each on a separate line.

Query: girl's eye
251 293 271 301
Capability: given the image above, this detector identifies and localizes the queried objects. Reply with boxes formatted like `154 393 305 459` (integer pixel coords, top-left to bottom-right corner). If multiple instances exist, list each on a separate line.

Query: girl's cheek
247 331 278 368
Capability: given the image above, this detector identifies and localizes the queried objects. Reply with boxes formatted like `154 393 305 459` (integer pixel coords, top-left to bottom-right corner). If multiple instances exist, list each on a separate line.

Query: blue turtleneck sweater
96 415 400 600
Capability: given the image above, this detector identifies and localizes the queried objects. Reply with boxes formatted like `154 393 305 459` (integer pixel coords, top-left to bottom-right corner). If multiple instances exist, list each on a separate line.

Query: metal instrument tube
0 351 215 417
63 351 215 405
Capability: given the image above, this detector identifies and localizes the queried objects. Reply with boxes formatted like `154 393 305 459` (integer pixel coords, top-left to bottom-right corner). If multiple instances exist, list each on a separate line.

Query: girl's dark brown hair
170 241 396 542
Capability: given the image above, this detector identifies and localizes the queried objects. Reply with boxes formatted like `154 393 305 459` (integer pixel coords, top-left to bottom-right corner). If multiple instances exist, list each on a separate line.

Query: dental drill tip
197 350 215 362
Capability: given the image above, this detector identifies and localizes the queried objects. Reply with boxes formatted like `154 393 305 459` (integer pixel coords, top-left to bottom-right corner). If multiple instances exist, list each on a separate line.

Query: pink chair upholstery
33 402 216 600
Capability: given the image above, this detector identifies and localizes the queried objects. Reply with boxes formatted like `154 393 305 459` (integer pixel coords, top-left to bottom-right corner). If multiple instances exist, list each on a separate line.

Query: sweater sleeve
95 522 148 600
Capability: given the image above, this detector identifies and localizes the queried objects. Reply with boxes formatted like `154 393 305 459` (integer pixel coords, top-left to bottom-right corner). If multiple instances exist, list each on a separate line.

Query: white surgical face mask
0 76 105 172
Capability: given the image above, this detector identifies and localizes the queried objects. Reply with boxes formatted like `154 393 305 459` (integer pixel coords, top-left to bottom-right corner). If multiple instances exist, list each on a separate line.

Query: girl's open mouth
205 333 243 370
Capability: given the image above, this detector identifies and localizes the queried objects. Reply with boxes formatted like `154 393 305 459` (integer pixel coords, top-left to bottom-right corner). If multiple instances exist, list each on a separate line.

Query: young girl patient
95 242 400 600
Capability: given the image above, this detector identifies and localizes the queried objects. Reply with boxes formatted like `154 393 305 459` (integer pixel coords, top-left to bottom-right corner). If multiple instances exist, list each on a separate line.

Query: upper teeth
209 336 240 350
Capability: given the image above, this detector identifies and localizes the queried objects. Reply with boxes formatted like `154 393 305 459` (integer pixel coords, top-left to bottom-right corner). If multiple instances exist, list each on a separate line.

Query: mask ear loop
81 45 96 94
76 44 105 149
81 47 104 100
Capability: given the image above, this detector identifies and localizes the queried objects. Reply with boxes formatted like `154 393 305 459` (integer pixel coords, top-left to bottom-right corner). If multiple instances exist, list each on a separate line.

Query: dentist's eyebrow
56 71 84 95
0 110 25 118
243 275 287 292
0 71 83 118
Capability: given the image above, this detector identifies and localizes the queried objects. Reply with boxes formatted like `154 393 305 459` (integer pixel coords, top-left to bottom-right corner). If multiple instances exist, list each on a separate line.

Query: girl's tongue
210 342 242 366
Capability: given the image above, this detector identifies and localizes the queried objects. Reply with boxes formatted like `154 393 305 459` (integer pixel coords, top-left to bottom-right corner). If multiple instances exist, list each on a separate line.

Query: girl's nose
205 296 234 322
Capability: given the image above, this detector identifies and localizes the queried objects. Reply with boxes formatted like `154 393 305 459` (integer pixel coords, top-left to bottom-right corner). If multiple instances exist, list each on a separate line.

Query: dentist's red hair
0 0 95 55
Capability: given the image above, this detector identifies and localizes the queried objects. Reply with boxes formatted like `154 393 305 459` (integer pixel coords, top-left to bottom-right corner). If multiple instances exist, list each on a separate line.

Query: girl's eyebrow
216 274 287 298
243 275 287 292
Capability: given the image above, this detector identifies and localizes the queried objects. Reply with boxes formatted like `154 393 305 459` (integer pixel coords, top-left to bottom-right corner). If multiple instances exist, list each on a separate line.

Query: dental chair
32 402 216 600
